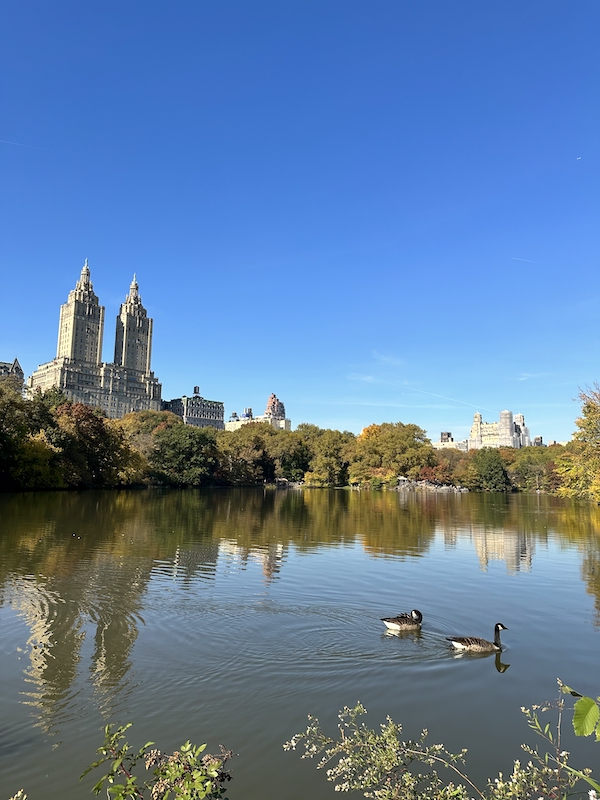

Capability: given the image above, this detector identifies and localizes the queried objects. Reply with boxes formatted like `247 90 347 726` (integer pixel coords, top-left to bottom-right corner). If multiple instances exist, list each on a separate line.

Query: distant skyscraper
27 262 161 418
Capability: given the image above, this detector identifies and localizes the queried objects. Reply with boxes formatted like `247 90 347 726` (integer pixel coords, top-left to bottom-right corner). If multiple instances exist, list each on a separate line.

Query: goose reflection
450 648 510 673
382 627 423 642
495 652 510 673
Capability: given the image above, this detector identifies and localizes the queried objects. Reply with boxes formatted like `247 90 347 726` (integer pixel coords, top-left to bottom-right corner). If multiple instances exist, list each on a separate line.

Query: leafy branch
284 686 598 800
81 723 233 800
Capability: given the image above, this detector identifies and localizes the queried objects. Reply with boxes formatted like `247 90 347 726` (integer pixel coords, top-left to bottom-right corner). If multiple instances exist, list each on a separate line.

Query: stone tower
56 260 105 364
113 275 153 374
264 393 286 420
498 410 515 447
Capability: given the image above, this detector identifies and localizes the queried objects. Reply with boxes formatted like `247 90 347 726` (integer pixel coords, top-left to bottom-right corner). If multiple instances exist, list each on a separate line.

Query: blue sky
1 1 598 442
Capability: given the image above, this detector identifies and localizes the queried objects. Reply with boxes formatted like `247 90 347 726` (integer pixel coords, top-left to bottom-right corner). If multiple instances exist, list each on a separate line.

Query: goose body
446 622 508 653
381 609 423 632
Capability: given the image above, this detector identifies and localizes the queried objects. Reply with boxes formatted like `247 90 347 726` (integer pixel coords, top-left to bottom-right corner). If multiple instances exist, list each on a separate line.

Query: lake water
0 488 599 799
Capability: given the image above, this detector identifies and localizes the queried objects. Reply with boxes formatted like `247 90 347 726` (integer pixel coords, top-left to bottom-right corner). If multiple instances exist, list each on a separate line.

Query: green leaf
572 696 600 737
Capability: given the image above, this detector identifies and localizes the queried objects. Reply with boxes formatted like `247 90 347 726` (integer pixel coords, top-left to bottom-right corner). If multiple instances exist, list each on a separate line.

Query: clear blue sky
1 1 598 443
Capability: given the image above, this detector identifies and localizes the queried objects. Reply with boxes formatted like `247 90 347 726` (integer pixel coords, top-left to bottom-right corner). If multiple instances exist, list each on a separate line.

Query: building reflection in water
2 486 600 735
219 540 285 583
469 524 534 573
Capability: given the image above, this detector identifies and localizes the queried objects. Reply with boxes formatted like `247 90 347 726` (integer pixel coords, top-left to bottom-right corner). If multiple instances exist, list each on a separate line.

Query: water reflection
449 649 511 673
0 487 599 734
495 653 510 673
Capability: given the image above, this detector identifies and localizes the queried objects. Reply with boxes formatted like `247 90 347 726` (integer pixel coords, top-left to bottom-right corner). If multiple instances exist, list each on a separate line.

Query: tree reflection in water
0 487 599 734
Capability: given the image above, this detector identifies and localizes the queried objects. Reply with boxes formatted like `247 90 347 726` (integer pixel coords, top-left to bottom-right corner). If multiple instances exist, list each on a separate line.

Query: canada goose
446 622 508 653
381 609 423 632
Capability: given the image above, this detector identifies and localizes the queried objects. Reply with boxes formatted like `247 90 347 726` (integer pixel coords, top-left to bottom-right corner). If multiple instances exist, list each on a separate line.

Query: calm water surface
0 488 599 799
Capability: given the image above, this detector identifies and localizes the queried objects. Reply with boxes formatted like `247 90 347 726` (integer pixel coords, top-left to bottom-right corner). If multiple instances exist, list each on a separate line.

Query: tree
349 422 434 486
150 424 220 486
264 429 312 482
429 448 470 486
0 384 31 490
508 445 563 492
556 386 600 501
470 448 511 492
51 403 138 487
216 424 279 484
303 428 355 487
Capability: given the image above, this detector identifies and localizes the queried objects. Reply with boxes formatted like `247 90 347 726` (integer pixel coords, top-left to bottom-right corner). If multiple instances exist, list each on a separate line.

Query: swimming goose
381 609 423 632
446 622 508 652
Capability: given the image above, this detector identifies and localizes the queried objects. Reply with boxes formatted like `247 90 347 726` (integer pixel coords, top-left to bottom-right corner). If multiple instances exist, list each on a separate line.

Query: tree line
1 380 599 499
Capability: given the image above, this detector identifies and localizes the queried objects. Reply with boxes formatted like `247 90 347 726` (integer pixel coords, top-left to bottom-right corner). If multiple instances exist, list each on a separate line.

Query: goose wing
446 635 493 649
381 613 411 623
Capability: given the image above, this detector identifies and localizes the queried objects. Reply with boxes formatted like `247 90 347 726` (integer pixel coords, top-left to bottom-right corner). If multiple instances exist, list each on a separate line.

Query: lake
0 487 599 799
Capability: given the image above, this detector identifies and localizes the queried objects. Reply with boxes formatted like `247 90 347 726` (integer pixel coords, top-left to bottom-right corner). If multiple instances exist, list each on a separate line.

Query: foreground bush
284 681 600 800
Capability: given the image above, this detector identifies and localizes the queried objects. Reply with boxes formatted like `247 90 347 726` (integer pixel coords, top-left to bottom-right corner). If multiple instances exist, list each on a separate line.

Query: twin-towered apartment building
27 261 162 419
24 262 290 431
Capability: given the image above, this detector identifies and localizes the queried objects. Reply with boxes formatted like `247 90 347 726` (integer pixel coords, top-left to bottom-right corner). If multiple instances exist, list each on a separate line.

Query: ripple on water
133 598 496 711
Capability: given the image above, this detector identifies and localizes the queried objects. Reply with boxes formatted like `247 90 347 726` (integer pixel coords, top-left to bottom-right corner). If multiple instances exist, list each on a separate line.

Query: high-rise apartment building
27 262 161 418
468 410 531 450
56 260 105 364
226 393 291 431
114 275 153 374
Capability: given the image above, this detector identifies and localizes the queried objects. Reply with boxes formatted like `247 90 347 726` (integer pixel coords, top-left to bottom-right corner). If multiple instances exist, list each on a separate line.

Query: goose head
411 609 423 624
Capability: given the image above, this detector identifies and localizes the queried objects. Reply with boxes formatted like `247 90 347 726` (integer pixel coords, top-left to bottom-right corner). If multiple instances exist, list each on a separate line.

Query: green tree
216 423 278 484
264 429 312 481
470 448 511 492
0 384 31 490
151 424 220 486
303 428 355 487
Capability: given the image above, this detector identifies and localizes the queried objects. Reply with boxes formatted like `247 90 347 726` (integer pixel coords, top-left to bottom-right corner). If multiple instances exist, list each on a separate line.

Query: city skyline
11 258 572 449
2 2 599 442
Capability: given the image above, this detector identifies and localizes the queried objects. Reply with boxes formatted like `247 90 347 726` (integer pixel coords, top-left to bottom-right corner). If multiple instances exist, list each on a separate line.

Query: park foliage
1 380 600 498
8 682 600 799
285 681 600 800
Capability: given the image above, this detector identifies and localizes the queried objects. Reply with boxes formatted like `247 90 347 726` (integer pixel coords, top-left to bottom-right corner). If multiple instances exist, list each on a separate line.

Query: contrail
510 256 539 264
0 139 48 151
403 385 496 414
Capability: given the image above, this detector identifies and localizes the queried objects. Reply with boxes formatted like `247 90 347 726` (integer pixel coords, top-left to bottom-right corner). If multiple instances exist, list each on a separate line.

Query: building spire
128 274 139 300
78 259 91 289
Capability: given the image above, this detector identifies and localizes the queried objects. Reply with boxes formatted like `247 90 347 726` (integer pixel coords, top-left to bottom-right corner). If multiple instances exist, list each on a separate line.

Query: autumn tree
428 448 470 485
51 403 138 487
556 386 600 501
349 422 434 486
508 445 563 492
